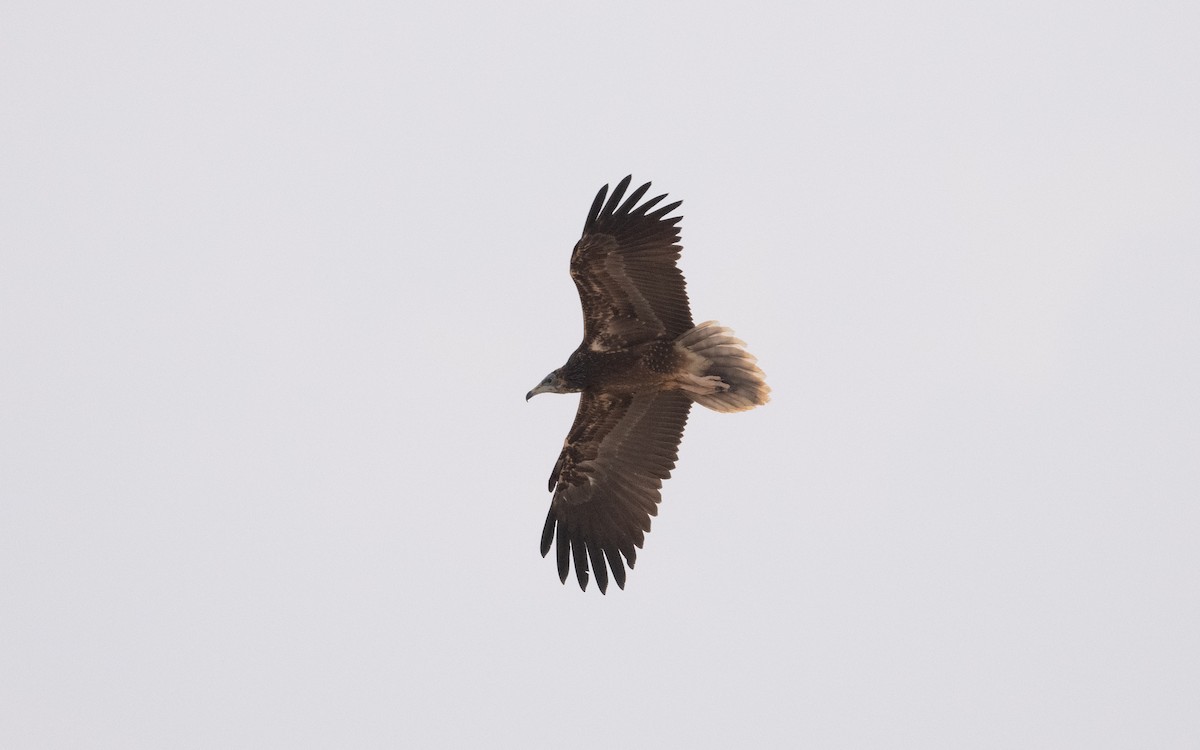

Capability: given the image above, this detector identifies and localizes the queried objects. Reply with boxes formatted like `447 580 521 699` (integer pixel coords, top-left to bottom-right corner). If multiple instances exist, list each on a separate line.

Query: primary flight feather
527 176 769 593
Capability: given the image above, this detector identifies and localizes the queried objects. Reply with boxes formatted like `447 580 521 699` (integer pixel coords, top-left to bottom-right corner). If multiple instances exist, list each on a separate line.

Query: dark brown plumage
527 176 770 593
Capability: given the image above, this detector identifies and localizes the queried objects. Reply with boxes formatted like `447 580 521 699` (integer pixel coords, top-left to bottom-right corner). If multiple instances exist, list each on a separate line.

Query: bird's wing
570 176 694 351
541 388 693 593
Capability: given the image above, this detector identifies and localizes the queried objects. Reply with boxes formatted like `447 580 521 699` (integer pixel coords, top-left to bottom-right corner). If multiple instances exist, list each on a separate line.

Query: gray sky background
2 2 1198 747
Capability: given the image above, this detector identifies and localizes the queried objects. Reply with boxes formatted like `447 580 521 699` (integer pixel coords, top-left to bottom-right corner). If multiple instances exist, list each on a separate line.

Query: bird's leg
674 373 730 395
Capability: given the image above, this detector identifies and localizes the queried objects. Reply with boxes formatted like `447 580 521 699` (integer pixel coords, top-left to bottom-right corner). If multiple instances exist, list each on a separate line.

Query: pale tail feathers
674 321 770 413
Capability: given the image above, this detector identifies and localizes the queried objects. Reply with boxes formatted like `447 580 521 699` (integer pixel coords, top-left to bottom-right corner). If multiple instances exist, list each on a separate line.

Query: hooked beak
526 381 555 401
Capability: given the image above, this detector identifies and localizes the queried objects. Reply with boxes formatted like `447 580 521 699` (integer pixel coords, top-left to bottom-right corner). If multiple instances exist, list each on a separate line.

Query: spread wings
571 176 694 351
540 389 692 593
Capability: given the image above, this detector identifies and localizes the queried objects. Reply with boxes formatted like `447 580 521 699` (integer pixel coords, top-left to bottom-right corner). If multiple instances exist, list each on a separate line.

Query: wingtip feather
556 530 570 584
647 199 683 220
572 541 590 591
598 175 632 222
588 544 609 594
540 509 555 557
584 183 608 233
616 181 652 218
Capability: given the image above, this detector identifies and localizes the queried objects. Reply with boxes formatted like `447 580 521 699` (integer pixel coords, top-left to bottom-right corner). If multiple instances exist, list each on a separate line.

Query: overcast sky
2 2 1198 747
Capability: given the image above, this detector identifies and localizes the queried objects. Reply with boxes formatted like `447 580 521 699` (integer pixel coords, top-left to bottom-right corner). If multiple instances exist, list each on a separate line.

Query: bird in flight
527 176 770 593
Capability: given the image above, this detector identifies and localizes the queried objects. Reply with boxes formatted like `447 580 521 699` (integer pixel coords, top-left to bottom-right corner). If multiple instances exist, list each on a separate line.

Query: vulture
527 176 769 593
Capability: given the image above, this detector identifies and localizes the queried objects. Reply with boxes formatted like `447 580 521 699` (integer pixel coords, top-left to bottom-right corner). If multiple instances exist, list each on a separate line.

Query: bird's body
528 176 769 593
558 342 683 392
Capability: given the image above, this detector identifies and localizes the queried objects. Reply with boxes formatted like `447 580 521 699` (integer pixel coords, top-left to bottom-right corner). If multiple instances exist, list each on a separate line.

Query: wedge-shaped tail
675 321 771 413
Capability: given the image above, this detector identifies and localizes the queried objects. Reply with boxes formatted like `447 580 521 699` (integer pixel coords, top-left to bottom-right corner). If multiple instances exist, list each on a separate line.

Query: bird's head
526 369 572 401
